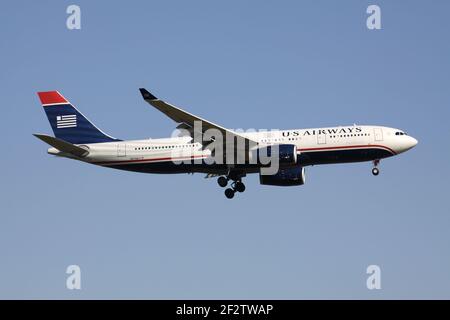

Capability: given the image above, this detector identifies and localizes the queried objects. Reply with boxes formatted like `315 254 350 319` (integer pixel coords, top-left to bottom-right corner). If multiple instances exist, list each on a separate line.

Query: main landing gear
372 159 380 176
217 173 246 199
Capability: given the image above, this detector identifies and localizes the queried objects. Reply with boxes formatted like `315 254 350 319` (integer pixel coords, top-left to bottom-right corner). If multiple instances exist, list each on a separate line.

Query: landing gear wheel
372 167 379 176
225 188 235 199
217 176 228 188
234 181 246 193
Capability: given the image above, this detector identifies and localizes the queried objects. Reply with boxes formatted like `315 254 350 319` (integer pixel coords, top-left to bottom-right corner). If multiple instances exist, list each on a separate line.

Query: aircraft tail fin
37 91 120 144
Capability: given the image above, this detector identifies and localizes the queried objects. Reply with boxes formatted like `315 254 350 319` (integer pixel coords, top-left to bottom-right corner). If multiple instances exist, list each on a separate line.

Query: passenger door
117 143 126 157
317 132 326 145
373 128 383 141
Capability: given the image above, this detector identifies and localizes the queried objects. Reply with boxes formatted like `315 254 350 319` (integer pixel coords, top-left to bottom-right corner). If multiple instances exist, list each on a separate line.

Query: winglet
139 88 158 101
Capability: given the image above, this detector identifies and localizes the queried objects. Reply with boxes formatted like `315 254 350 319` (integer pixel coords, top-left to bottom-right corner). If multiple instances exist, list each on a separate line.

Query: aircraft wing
139 88 257 151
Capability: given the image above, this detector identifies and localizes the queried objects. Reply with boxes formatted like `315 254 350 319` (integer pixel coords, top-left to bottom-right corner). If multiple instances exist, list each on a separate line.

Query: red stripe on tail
37 91 68 105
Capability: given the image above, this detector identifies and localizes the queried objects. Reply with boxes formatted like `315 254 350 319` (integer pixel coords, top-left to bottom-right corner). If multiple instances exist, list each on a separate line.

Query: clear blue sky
1 0 449 299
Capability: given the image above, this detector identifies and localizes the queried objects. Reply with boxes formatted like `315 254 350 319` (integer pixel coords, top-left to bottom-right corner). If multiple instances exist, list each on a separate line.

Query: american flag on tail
56 115 77 128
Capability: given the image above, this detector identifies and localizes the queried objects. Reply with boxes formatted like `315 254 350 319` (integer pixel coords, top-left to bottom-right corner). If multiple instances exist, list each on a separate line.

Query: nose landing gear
372 160 380 176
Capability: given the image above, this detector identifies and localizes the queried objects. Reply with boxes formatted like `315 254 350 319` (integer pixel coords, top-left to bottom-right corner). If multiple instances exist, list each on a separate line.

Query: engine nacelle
259 166 306 186
254 144 297 166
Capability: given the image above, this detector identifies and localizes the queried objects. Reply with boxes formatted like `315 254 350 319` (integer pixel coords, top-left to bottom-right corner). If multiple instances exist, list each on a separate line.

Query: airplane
34 89 418 199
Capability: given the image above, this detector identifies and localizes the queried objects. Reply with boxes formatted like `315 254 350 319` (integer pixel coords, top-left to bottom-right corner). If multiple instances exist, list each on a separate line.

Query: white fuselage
48 125 418 175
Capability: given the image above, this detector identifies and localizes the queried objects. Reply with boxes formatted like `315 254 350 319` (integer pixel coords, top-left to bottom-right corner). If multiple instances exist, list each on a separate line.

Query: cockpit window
395 131 407 136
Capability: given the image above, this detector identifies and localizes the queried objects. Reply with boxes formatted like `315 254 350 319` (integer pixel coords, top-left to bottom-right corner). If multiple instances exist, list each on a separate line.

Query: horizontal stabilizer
33 134 89 157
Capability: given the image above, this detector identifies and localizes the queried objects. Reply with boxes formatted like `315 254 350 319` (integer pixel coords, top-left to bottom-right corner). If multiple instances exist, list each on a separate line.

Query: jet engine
254 144 297 166
259 166 306 186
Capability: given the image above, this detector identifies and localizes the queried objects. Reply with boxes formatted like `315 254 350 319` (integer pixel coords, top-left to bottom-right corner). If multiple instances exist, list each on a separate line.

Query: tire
372 168 379 176
235 181 246 193
217 176 228 187
225 188 235 199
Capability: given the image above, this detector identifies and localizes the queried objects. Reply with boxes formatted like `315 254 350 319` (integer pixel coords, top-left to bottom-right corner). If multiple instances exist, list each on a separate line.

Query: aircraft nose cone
409 136 418 148
396 135 418 154
402 136 418 152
